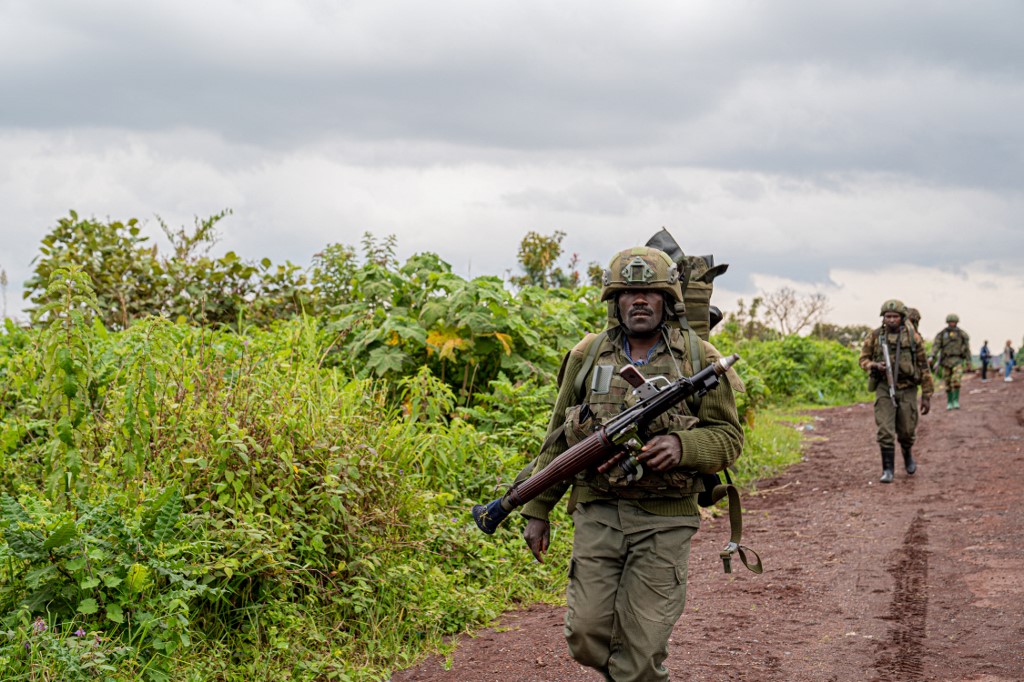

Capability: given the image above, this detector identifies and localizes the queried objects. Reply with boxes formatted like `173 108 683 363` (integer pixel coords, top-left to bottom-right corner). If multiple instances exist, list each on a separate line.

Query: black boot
880 446 895 483
902 446 917 475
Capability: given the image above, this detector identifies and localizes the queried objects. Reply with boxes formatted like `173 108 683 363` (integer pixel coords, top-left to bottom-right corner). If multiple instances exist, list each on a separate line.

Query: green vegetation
1 213 869 680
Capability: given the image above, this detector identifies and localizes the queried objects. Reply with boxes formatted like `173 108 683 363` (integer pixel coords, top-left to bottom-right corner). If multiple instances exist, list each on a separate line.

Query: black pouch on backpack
697 472 722 507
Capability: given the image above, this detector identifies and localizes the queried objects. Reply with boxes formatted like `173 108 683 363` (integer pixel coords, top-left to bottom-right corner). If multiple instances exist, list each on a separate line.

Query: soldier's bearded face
618 289 664 337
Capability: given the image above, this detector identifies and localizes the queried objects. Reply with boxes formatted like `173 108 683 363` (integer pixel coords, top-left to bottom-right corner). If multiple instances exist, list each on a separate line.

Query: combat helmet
600 246 683 304
907 307 921 325
879 299 907 317
946 313 959 323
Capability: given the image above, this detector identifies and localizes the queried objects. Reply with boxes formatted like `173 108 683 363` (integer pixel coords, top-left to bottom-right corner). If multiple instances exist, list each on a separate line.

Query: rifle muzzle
472 497 513 535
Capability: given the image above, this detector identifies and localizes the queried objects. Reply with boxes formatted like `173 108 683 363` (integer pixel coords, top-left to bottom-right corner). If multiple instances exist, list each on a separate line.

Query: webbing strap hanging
708 477 763 575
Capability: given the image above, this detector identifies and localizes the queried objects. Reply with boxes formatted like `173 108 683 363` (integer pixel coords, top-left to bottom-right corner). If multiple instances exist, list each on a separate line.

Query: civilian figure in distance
979 340 992 382
860 300 933 483
520 246 743 682
930 314 972 410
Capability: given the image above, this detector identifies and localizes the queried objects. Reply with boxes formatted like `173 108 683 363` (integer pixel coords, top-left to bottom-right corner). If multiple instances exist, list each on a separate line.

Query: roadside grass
1 294 870 681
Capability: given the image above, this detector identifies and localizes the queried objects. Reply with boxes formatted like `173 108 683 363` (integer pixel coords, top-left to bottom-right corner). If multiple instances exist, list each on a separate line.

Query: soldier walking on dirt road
859 300 933 483
931 314 972 410
520 246 743 682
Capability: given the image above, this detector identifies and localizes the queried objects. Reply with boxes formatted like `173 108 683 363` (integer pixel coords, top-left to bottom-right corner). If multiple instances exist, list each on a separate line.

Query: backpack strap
573 330 609 402
679 323 707 414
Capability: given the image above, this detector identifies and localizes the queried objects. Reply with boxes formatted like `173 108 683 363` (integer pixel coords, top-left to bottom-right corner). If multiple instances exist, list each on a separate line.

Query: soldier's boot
946 391 954 410
902 446 917 475
880 446 895 484
953 388 960 409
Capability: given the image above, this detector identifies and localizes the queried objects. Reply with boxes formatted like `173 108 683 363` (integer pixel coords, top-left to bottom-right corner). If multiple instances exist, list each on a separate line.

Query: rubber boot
902 446 917 475
953 388 960 409
880 446 895 483
946 391 953 410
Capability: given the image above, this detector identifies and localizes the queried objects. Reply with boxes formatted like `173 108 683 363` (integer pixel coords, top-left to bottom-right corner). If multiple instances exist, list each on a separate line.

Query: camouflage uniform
931 314 971 409
521 247 743 682
859 304 933 481
907 307 921 333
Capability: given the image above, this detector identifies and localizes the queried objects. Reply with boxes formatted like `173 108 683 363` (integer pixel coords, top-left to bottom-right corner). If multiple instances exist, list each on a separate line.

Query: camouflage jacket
859 325 934 398
932 327 971 368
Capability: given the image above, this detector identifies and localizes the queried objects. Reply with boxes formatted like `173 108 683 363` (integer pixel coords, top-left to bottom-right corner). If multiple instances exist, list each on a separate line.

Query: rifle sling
711 472 763 575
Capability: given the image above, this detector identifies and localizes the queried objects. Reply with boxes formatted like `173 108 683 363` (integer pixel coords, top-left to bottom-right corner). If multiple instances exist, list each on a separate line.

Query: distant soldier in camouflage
860 300 933 483
907 307 921 333
931 314 972 410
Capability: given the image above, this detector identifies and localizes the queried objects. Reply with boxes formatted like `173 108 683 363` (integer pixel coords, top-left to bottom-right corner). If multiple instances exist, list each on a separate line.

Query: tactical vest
872 325 921 388
566 328 703 498
936 328 968 366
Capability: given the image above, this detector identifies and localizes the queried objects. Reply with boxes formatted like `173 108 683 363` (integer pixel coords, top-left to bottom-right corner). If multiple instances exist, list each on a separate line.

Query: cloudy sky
2 0 1022 349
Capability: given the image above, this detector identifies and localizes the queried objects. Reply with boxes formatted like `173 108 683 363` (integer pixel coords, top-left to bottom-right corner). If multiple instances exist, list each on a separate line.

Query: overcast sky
2 0 1022 349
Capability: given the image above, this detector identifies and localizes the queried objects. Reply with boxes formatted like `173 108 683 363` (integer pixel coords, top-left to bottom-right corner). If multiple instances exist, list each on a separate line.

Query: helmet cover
879 299 907 317
600 246 683 304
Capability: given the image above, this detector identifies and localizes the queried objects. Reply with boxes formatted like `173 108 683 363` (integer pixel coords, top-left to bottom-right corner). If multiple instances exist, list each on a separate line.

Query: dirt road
393 373 1024 681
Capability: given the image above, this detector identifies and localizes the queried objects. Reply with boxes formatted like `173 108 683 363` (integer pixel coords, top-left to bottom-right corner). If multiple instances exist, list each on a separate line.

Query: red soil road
392 372 1024 682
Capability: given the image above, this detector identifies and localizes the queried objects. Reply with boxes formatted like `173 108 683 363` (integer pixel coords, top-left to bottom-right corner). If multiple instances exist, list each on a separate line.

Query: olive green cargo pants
565 500 698 682
874 385 919 449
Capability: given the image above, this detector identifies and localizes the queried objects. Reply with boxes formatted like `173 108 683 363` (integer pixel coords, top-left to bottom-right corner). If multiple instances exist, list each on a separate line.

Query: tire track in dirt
393 376 1024 682
875 509 929 681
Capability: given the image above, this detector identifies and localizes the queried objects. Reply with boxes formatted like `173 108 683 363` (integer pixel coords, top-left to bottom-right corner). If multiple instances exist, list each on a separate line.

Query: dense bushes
2 223 868 680
1 295 572 679
713 328 869 412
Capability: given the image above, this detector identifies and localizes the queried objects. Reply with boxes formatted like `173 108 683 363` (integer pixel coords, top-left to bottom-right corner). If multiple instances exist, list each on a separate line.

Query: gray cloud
3 2 1022 185
2 0 1024 342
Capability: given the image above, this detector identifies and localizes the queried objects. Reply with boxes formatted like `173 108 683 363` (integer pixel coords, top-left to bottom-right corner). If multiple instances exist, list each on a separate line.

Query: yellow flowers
425 329 468 360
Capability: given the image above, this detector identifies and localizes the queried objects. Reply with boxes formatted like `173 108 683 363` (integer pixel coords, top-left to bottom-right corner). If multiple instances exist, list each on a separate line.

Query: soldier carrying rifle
859 300 933 483
517 245 744 682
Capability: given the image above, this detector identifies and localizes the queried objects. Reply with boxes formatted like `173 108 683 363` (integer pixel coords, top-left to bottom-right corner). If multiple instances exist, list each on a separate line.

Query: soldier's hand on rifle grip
637 434 683 472
523 517 550 563
920 396 931 415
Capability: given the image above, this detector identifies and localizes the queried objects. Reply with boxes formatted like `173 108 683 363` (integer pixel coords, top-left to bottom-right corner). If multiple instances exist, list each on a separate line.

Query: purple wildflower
32 617 47 634
74 628 87 637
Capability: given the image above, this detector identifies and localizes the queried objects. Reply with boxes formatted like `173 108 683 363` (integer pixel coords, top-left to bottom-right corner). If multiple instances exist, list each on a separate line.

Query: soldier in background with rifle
515 245 744 682
931 313 972 410
860 300 933 483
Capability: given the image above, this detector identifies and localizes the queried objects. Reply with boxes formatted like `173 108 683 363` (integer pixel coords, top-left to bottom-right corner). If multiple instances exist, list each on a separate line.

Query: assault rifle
471 354 740 535
881 338 898 407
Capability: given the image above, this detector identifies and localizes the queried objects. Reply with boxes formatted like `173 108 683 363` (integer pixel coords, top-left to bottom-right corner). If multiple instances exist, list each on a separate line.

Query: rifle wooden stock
472 353 739 534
